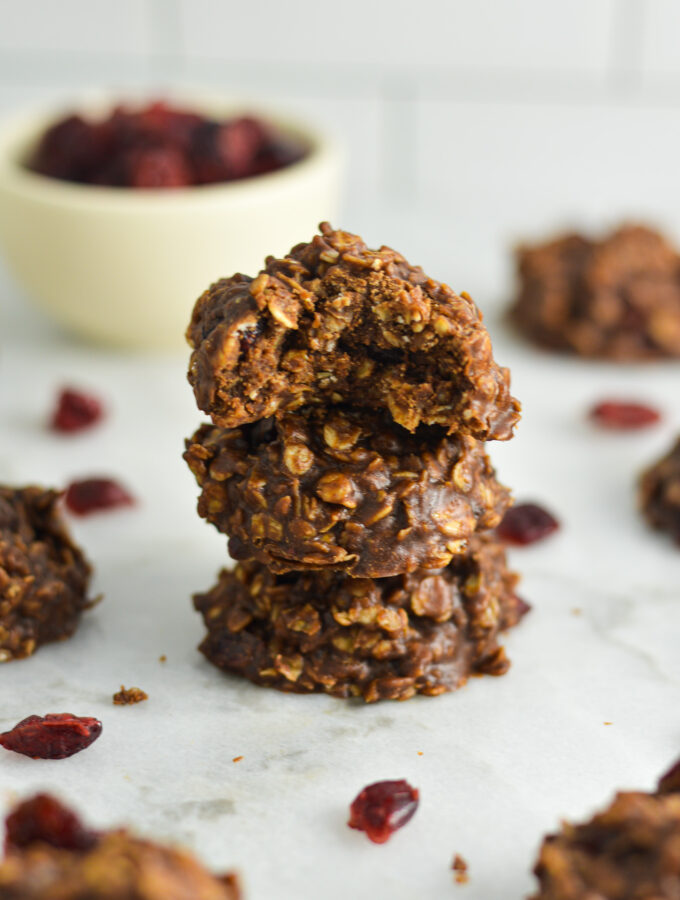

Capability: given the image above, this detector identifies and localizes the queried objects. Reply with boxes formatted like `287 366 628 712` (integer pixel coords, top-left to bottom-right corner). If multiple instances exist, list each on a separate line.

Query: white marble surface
1 221 679 900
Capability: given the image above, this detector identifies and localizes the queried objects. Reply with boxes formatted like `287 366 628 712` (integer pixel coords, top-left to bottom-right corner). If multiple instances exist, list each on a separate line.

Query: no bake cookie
511 224 680 359
639 436 680 544
193 534 527 702
531 760 680 899
184 408 511 577
187 222 519 440
0 794 240 899
0 486 93 662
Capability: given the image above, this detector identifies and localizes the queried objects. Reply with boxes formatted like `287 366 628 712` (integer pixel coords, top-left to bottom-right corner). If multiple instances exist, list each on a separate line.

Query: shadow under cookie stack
184 224 528 702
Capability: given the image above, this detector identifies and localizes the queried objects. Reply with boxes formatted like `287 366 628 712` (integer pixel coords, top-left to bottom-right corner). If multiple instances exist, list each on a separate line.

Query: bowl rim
0 88 342 208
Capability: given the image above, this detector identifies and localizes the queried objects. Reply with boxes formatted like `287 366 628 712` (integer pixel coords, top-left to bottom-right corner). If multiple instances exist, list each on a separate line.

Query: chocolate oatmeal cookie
187 222 519 440
639 436 680 544
0 486 93 662
531 760 680 899
193 534 527 702
0 794 240 900
511 224 680 359
184 408 511 578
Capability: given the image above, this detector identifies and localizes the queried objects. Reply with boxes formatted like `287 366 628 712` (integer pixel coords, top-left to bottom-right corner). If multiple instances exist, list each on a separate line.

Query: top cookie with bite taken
187 223 520 440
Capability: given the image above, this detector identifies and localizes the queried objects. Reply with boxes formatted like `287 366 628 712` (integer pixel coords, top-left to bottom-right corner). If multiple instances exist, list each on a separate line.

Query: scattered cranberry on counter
348 780 419 844
64 478 135 516
515 596 533 618
0 714 102 760
51 387 104 433
4 794 98 852
497 503 560 546
589 400 661 430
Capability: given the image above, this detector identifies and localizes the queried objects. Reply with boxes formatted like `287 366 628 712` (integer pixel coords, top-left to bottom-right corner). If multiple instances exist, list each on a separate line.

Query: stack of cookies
184 224 527 701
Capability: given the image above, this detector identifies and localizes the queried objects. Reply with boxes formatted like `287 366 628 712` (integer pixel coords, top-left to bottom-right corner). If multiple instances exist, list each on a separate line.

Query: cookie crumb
232 756 243 763
113 686 148 706
158 654 167 663
417 751 423 756
571 608 582 616
604 721 612 726
452 854 469 884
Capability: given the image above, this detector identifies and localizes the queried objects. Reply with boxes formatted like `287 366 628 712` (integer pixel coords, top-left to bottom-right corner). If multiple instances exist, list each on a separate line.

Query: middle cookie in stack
184 223 525 701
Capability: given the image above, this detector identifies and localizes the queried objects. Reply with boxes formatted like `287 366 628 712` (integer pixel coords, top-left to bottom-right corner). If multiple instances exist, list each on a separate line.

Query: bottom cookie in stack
193 533 529 702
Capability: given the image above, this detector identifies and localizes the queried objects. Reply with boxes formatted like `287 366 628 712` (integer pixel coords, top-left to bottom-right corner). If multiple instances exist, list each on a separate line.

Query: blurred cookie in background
510 224 680 360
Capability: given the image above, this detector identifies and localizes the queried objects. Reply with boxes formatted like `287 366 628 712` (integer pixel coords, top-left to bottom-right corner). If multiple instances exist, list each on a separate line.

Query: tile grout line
3 41 680 111
378 76 419 210
607 0 646 96
147 0 184 82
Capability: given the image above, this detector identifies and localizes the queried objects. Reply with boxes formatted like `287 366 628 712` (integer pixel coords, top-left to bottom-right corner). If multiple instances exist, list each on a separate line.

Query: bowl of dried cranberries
0 94 342 348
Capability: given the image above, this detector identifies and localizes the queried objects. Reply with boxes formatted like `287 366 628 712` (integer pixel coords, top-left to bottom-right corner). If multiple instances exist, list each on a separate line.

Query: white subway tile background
2 0 680 294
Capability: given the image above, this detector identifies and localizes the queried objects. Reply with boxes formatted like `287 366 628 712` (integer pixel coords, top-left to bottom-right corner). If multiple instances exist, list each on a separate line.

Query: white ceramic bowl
0 95 342 349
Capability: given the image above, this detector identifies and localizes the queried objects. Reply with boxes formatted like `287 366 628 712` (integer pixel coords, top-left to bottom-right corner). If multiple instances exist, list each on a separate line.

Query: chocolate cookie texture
193 535 527 702
184 408 511 578
511 224 680 359
639 436 680 544
187 222 519 440
186 223 525 701
0 486 93 662
0 794 240 900
531 762 680 900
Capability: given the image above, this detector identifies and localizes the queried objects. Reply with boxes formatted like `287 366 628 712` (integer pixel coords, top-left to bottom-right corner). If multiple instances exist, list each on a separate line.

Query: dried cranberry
590 400 661 430
239 327 259 355
348 780 419 844
191 117 267 183
249 135 305 176
0 714 102 759
131 101 202 147
127 145 192 188
497 503 559 546
64 478 135 516
516 596 532 618
190 121 231 183
32 115 107 181
658 757 680 794
51 388 104 433
220 117 270 178
5 794 98 852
